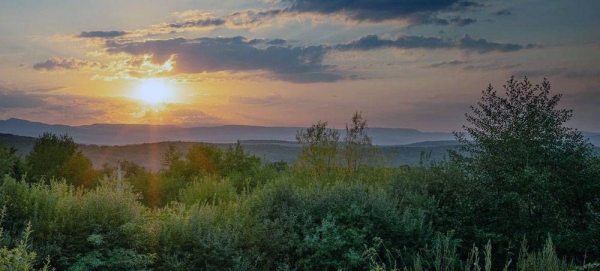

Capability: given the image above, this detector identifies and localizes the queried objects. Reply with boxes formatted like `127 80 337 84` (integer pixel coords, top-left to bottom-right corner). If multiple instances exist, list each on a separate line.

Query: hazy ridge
0 118 456 146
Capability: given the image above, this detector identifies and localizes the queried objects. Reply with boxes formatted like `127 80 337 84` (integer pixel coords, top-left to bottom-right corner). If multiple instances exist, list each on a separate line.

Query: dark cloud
494 9 512 16
32 57 104 72
167 18 226 29
77 31 128 38
458 34 540 53
336 35 453 51
449 17 476 26
409 14 477 27
75 0 482 40
0 91 46 108
425 60 468 68
336 34 538 54
106 37 343 83
282 0 482 22
265 39 287 45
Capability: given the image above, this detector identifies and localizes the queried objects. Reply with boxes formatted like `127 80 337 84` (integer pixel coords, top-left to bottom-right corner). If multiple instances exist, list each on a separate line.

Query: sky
0 0 599 132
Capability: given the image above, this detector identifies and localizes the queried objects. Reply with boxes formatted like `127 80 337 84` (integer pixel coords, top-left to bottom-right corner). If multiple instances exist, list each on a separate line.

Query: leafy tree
185 143 223 177
222 141 261 177
0 145 25 180
343 111 373 173
161 143 184 173
26 133 97 187
296 121 340 179
450 76 600 258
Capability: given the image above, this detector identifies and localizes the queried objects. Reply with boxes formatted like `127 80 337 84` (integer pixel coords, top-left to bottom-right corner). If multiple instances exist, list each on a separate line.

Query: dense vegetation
0 77 599 270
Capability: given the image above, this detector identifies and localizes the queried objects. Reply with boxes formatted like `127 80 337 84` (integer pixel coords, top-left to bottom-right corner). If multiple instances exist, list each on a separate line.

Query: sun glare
134 78 174 105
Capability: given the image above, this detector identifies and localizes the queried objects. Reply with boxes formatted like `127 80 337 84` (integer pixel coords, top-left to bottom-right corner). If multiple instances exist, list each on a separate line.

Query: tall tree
451 76 600 256
344 111 372 173
296 121 340 179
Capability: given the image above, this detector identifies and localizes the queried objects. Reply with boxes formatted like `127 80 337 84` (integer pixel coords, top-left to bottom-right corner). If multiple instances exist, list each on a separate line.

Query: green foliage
0 207 53 271
446 77 600 260
4 86 600 270
344 111 373 173
238 178 434 270
100 160 157 206
0 176 154 270
26 133 97 187
185 143 223 176
296 121 340 179
0 145 25 180
154 203 244 270
177 176 238 206
517 237 570 271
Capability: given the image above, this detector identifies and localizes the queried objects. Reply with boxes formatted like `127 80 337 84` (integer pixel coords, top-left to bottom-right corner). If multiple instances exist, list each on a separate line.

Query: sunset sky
1 0 599 132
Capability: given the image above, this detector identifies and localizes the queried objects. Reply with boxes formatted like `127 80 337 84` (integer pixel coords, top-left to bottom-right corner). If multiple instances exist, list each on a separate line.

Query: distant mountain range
1 118 598 147
0 118 458 146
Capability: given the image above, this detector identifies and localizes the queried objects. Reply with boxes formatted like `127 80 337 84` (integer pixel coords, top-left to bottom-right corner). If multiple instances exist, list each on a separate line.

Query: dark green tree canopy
450 76 600 255
26 132 96 186
453 76 593 176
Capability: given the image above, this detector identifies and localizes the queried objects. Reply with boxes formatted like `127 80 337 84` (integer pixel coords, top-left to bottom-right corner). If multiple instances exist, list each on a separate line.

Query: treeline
0 77 599 270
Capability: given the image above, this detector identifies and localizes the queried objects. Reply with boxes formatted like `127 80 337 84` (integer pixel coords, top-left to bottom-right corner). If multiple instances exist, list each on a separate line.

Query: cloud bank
105 37 343 83
336 34 539 54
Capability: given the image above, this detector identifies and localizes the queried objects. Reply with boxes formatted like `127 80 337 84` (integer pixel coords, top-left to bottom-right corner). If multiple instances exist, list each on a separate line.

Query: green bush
0 176 154 270
154 203 245 270
237 178 436 270
177 176 238 206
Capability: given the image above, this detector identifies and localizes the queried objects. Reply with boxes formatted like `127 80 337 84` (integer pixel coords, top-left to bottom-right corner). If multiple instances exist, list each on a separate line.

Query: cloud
281 0 482 23
106 37 344 83
336 35 453 51
0 91 46 108
73 0 485 39
424 60 469 68
463 62 521 71
229 94 282 105
336 34 539 54
77 31 129 38
494 9 512 16
32 57 105 72
26 86 69 93
457 34 540 53
449 17 477 26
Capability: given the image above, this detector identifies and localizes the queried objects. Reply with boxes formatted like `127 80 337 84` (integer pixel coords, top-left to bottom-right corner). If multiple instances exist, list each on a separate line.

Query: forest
1 77 599 270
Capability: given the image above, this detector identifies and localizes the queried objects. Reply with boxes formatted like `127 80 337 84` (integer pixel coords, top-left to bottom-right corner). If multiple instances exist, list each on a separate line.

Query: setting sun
133 78 174 104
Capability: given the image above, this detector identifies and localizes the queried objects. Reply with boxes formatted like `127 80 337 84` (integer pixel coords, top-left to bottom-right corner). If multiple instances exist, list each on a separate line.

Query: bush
0 176 154 270
237 178 436 270
154 203 245 270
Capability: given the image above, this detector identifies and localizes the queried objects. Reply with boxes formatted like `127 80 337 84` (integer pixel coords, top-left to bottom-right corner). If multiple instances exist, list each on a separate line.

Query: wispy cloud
336 34 540 54
229 94 282 105
77 31 129 39
424 60 469 68
32 57 105 72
